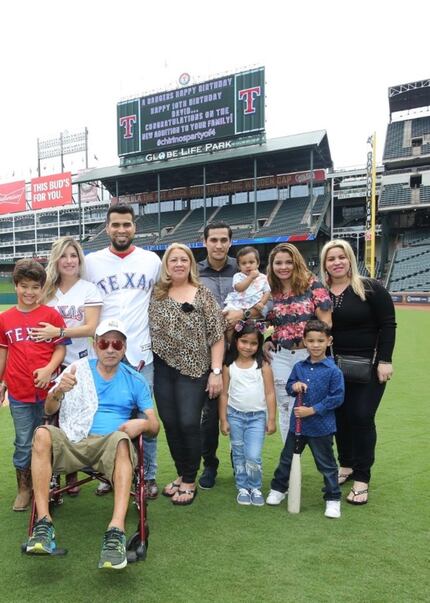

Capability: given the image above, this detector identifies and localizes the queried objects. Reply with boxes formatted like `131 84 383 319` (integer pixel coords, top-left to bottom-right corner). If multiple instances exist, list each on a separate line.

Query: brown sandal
162 480 182 497
338 472 353 486
346 487 368 505
171 488 198 506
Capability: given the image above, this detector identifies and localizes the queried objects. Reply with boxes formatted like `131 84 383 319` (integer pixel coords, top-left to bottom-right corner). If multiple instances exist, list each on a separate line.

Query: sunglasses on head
97 338 125 351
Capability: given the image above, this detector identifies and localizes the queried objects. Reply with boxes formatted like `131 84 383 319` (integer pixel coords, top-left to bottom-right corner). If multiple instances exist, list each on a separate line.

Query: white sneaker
266 489 287 505
95 481 112 496
325 500 341 518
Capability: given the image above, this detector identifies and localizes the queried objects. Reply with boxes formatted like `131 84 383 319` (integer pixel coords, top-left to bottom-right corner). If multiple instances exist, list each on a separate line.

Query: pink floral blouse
266 278 332 349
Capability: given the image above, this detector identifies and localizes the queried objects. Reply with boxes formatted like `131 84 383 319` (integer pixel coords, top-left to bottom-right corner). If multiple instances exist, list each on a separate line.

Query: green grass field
0 308 428 602
0 279 13 291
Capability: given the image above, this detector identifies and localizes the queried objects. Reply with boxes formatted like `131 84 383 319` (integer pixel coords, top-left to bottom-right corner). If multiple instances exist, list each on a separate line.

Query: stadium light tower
37 128 88 176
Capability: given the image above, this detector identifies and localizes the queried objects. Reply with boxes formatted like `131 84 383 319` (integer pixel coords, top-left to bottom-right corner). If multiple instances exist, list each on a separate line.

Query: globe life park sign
117 68 265 165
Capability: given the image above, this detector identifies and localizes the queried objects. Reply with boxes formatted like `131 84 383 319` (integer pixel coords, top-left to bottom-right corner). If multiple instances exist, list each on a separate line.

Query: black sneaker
26 516 56 554
198 466 217 489
98 527 127 570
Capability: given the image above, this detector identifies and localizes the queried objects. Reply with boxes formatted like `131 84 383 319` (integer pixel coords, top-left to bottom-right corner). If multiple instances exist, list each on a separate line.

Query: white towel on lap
57 358 99 443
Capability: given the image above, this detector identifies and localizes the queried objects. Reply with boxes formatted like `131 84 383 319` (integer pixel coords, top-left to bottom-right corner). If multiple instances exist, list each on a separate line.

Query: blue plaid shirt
286 356 344 437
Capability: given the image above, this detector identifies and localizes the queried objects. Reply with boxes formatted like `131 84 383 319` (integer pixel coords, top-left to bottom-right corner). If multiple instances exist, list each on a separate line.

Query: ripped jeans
227 406 266 491
271 347 308 443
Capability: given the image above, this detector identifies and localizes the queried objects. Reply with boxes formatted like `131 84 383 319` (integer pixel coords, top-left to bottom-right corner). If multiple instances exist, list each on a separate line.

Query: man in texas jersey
85 204 161 498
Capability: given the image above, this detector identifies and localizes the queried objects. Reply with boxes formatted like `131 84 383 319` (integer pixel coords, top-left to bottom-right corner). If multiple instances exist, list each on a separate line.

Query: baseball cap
95 318 127 339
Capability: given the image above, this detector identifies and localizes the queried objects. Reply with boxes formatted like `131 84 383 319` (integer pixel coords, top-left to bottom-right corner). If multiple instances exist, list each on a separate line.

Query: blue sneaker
26 516 56 554
198 466 217 489
237 488 251 505
250 489 265 506
98 527 127 570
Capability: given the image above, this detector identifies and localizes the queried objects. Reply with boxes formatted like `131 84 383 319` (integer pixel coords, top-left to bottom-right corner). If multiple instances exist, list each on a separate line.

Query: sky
1 0 430 183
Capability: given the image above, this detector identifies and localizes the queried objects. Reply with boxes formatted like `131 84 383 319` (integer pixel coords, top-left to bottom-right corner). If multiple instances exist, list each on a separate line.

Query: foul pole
365 133 376 277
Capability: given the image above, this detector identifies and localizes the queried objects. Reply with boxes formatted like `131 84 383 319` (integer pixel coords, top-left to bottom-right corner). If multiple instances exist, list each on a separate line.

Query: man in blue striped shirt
266 320 344 518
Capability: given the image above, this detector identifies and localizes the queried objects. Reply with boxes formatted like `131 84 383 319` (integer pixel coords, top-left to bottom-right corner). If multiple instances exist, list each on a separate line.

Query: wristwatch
243 309 251 320
211 368 222 375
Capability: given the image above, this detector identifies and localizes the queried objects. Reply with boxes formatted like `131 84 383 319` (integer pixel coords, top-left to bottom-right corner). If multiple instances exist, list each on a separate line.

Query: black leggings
335 371 386 484
153 355 208 484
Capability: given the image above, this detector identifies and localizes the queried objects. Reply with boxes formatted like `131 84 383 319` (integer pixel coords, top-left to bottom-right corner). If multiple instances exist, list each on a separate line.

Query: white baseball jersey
47 278 103 365
85 246 161 367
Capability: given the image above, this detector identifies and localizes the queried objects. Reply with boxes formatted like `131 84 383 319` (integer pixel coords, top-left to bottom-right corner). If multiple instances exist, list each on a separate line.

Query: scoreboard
117 67 265 163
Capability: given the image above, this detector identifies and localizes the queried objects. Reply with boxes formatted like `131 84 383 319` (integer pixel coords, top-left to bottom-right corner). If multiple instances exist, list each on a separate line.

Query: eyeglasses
97 338 125 351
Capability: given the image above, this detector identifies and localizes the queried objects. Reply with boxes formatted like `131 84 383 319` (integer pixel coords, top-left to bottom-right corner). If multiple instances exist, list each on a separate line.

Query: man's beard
111 238 132 252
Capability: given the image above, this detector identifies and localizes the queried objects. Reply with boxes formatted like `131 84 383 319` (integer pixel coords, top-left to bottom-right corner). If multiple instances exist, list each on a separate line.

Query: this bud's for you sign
31 172 72 209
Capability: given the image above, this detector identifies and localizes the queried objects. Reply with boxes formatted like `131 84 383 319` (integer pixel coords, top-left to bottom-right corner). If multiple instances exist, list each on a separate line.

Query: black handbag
335 354 373 383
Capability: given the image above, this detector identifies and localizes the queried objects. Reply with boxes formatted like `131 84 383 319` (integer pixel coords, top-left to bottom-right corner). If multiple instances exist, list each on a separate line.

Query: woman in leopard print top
149 243 225 506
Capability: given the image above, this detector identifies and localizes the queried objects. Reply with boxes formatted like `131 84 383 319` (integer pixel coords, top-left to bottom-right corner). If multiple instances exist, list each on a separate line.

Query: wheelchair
23 432 149 563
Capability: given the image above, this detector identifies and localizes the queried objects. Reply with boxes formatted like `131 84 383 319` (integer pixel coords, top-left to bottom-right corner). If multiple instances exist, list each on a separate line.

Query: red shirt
0 305 67 403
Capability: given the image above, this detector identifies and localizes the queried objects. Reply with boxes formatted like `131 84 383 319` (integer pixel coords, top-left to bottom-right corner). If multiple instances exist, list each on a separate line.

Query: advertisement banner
112 169 326 205
0 180 26 215
31 172 72 209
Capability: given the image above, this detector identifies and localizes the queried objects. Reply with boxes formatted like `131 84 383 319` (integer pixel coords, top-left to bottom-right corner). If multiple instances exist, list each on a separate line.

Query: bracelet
59 328 65 338
378 361 391 365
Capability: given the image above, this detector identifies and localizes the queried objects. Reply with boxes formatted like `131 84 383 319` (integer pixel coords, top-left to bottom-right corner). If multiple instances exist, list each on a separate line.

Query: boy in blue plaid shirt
266 320 345 518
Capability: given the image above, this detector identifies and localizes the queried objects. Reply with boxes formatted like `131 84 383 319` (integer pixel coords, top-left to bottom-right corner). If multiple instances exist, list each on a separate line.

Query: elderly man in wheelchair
24 318 159 570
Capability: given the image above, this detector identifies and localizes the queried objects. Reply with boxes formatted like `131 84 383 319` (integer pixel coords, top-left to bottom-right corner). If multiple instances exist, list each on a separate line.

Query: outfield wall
390 292 430 304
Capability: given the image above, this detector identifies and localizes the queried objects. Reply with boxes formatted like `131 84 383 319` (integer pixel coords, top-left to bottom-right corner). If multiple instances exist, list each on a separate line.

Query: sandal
338 472 353 486
162 480 182 498
171 488 198 506
346 487 369 505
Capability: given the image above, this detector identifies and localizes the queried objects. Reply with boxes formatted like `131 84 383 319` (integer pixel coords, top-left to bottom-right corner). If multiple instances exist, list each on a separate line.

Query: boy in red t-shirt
0 259 67 511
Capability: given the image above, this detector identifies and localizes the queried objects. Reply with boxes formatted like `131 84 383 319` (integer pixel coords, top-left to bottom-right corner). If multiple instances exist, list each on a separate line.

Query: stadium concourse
0 74 430 305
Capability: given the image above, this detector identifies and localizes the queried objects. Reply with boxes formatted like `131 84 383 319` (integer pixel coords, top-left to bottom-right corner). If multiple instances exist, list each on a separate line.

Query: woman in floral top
149 243 225 506
264 243 332 441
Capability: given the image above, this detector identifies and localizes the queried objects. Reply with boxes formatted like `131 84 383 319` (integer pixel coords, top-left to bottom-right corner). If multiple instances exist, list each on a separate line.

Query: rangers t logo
238 86 261 115
119 115 137 139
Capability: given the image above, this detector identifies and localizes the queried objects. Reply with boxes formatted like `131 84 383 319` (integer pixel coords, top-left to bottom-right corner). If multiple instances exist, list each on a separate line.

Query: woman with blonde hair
34 237 102 365
263 243 332 448
32 236 103 494
149 243 225 506
320 239 396 505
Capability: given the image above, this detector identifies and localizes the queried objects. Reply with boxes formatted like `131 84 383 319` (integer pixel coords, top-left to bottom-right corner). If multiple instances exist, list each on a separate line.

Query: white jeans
271 347 308 443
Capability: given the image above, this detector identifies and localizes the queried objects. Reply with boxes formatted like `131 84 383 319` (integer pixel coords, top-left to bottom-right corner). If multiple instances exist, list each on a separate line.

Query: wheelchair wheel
126 532 148 562
49 493 64 507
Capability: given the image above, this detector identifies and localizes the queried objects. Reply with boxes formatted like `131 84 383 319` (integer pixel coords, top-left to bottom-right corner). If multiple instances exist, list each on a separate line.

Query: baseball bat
287 392 303 514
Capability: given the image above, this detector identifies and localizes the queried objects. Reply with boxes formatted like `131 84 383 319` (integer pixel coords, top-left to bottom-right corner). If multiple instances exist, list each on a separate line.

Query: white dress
224 272 270 310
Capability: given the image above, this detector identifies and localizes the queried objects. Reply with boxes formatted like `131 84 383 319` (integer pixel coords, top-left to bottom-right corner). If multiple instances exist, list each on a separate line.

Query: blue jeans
122 358 157 481
9 397 45 470
227 406 266 491
271 431 341 501
139 362 157 481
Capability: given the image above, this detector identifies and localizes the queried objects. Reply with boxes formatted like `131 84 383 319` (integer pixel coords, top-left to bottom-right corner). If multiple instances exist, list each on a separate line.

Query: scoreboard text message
117 68 265 159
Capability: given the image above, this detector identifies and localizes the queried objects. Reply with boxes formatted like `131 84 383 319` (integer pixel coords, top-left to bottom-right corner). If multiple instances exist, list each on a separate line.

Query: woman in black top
320 239 396 505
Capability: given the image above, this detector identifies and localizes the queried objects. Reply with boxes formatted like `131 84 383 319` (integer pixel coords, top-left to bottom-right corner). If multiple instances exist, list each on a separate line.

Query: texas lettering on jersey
95 271 155 296
56 305 84 322
4 327 54 344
